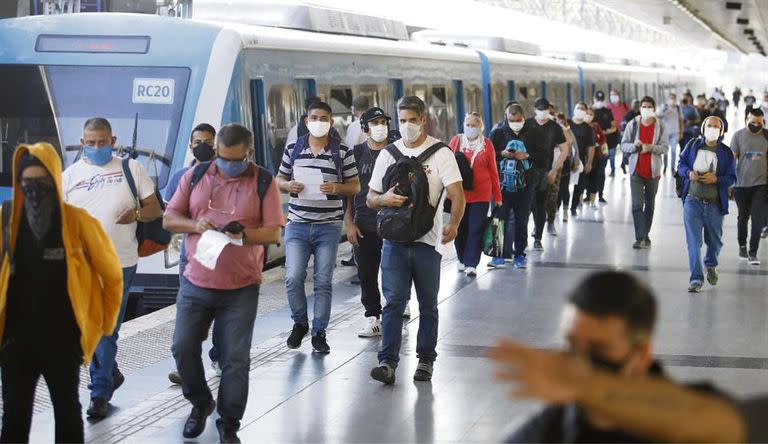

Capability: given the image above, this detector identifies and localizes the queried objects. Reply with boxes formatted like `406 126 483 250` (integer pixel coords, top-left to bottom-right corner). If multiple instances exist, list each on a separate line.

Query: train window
411 85 428 103
428 84 454 142
43 65 189 189
266 84 298 174
464 84 483 119
519 86 528 100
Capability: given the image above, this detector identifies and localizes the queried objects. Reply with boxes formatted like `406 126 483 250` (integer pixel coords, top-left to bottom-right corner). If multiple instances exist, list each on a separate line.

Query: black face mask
192 142 215 162
21 178 57 241
748 123 763 134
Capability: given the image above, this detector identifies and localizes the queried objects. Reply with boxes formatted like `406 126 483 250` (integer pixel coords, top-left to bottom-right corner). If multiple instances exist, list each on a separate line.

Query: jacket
677 137 737 215
448 135 502 203
0 143 123 363
620 116 668 178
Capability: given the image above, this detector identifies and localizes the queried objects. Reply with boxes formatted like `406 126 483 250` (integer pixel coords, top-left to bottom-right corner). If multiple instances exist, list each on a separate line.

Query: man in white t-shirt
344 95 370 149
366 96 465 384
61 117 162 418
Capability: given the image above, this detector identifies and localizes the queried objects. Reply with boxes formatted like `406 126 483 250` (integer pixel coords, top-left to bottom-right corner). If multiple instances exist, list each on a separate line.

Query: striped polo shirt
279 139 358 223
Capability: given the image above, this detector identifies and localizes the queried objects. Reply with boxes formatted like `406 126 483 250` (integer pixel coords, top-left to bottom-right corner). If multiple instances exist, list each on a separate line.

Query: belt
689 194 717 204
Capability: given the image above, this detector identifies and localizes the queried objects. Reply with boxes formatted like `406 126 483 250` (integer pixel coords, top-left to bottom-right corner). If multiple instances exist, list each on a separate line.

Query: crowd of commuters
1 85 767 443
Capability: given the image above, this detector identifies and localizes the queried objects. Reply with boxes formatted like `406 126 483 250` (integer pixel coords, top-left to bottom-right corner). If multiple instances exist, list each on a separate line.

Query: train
0 8 705 316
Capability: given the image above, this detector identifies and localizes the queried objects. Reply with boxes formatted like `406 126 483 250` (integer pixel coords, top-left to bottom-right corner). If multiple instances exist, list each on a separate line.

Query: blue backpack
500 140 530 192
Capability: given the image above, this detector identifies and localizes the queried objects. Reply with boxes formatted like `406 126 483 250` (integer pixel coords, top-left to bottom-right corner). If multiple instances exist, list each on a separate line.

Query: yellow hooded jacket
0 143 123 364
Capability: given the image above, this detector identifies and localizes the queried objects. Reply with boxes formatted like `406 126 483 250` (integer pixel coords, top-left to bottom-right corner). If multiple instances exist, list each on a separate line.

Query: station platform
24 172 768 443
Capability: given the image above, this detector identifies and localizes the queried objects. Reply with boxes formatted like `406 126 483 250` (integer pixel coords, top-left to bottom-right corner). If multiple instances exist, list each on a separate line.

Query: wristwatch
134 208 141 222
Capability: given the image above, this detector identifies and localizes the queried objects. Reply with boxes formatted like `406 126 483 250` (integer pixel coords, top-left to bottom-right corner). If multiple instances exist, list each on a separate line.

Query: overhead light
725 2 742 9
737 18 749 25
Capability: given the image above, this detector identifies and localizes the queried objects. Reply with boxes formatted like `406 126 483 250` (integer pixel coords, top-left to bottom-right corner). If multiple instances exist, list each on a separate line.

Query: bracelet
134 208 141 222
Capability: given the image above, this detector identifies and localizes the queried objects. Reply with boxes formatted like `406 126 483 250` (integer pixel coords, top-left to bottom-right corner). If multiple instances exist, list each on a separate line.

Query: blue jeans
684 198 724 284
172 277 259 426
499 185 536 259
378 241 441 367
88 265 136 399
608 147 617 174
284 222 342 336
664 132 680 172
179 254 219 363
455 201 489 267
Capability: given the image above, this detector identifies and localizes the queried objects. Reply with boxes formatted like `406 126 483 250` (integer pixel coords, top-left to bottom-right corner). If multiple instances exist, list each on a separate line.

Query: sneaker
706 267 718 286
211 360 222 377
632 240 643 249
358 316 381 337
457 262 466 272
547 223 558 236
286 323 309 349
340 256 356 267
739 245 748 260
487 257 506 269
749 255 761 266
371 363 396 385
599 197 607 204
403 303 411 319
86 397 109 419
570 209 577 217
311 331 330 354
688 281 703 293
112 367 125 396
168 370 182 385
513 256 527 269
465 267 477 277
533 240 543 251
413 359 434 382
642 238 651 249
589 202 599 211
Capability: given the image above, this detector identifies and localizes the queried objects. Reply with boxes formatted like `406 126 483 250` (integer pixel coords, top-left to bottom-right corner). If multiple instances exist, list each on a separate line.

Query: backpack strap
384 143 404 161
288 135 308 174
255 166 273 224
189 161 213 191
121 157 139 207
416 142 449 163
328 135 345 184
1 200 11 262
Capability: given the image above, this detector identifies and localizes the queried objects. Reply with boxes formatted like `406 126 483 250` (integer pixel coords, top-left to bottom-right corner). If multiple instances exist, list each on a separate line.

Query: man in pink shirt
606 90 631 177
164 124 283 443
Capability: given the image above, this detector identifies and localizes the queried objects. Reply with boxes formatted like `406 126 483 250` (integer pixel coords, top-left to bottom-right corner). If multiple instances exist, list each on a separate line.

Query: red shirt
166 163 285 289
636 121 655 179
448 135 502 203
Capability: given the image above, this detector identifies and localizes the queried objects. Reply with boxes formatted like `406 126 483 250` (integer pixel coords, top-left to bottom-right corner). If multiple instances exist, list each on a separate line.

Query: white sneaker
590 202 599 211
457 262 466 272
211 360 222 377
403 303 411 318
465 267 477 277
357 316 382 337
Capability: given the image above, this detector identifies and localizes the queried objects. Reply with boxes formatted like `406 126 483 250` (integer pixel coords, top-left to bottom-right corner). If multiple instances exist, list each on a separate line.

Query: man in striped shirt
276 101 360 353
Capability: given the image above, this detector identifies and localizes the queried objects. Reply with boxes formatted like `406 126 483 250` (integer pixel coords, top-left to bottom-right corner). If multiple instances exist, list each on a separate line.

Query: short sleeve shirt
522 118 566 171
368 136 462 248
568 120 595 163
62 157 154 268
731 127 768 188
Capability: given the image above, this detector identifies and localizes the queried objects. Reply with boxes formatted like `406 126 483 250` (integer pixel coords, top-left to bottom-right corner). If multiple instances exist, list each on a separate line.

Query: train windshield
0 65 189 189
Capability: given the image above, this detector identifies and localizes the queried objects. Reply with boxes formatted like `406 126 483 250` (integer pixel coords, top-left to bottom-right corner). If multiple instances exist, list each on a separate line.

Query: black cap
533 97 550 110
360 107 391 125
595 90 606 101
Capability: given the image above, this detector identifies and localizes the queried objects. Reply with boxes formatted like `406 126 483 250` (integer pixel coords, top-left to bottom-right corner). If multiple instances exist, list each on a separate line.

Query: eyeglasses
208 187 239 215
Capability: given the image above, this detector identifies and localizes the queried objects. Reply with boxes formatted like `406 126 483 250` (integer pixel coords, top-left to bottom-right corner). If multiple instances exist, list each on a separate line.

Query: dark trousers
500 186 536 258
559 160 572 210
456 202 490 268
179 255 219 362
353 228 383 318
172 277 260 428
734 185 768 255
571 170 590 211
596 156 608 198
630 174 660 241
1 350 83 443
528 171 547 240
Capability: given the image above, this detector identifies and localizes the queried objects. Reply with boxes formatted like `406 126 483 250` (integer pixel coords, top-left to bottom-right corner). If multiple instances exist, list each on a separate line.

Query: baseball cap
533 97 551 110
595 90 606 101
360 107 391 125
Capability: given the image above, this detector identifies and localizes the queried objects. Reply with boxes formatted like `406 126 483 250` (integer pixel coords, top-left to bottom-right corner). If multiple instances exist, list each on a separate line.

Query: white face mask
369 124 388 143
573 109 587 121
610 95 619 104
593 101 604 109
464 126 481 140
668 99 676 106
704 126 721 142
584 114 594 123
534 109 550 121
307 121 331 138
640 108 654 120
509 120 524 132
399 121 422 144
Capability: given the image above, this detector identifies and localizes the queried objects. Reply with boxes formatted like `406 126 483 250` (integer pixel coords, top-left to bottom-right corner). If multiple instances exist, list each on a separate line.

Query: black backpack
453 151 474 190
376 142 448 243
188 161 274 219
122 157 171 257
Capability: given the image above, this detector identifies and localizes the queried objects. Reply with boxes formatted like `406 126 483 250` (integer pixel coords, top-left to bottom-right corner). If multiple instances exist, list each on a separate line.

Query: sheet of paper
194 230 244 270
293 167 325 200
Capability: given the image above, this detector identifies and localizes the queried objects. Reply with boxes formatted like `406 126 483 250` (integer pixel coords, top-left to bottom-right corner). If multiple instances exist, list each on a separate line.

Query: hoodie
620 116 669 178
0 143 123 363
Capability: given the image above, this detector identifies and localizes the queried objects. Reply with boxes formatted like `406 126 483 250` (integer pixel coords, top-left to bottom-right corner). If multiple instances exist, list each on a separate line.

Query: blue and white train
0 11 704 314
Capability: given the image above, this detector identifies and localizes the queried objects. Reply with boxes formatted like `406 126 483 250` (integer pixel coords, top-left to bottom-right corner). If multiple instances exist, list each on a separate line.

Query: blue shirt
165 166 191 260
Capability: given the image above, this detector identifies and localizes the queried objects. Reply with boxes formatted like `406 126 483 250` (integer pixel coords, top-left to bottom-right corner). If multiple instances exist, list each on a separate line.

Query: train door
508 80 516 101
249 78 270 171
454 80 465 134
295 78 317 111
389 79 403 129
566 82 573 117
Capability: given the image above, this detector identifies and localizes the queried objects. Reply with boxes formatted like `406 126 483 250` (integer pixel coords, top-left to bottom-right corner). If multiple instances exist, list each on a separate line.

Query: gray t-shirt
731 127 768 188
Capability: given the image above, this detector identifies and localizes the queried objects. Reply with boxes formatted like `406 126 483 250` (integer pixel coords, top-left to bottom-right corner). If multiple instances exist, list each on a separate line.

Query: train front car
0 13 241 315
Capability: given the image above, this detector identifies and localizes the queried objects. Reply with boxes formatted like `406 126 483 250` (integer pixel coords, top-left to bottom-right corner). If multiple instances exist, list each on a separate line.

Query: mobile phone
220 221 245 234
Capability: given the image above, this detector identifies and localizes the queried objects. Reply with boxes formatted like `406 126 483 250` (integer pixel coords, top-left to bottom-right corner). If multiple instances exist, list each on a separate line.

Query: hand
689 171 701 182
195 218 217 234
441 222 458 244
379 186 408 208
495 201 503 208
513 151 529 161
501 150 516 159
319 182 338 195
700 172 718 184
584 163 592 175
547 170 557 184
288 180 304 194
116 208 137 225
346 222 363 247
642 144 653 153
487 339 593 404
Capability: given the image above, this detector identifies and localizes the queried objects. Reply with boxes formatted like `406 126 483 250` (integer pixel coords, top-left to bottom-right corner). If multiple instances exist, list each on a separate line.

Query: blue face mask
464 126 481 139
216 157 248 178
83 145 113 166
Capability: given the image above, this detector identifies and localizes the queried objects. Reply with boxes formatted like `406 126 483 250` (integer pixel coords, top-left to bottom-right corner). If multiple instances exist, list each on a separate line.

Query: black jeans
571 169 591 211
528 170 548 240
1 348 83 443
734 185 767 255
500 186 536 258
559 160 572 210
353 228 383 318
596 156 608 199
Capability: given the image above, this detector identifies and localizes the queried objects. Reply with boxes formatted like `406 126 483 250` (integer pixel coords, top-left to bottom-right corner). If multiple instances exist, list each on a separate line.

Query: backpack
188 160 274 222
376 142 448 243
500 140 530 192
289 133 344 183
122 157 171 257
453 152 474 190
